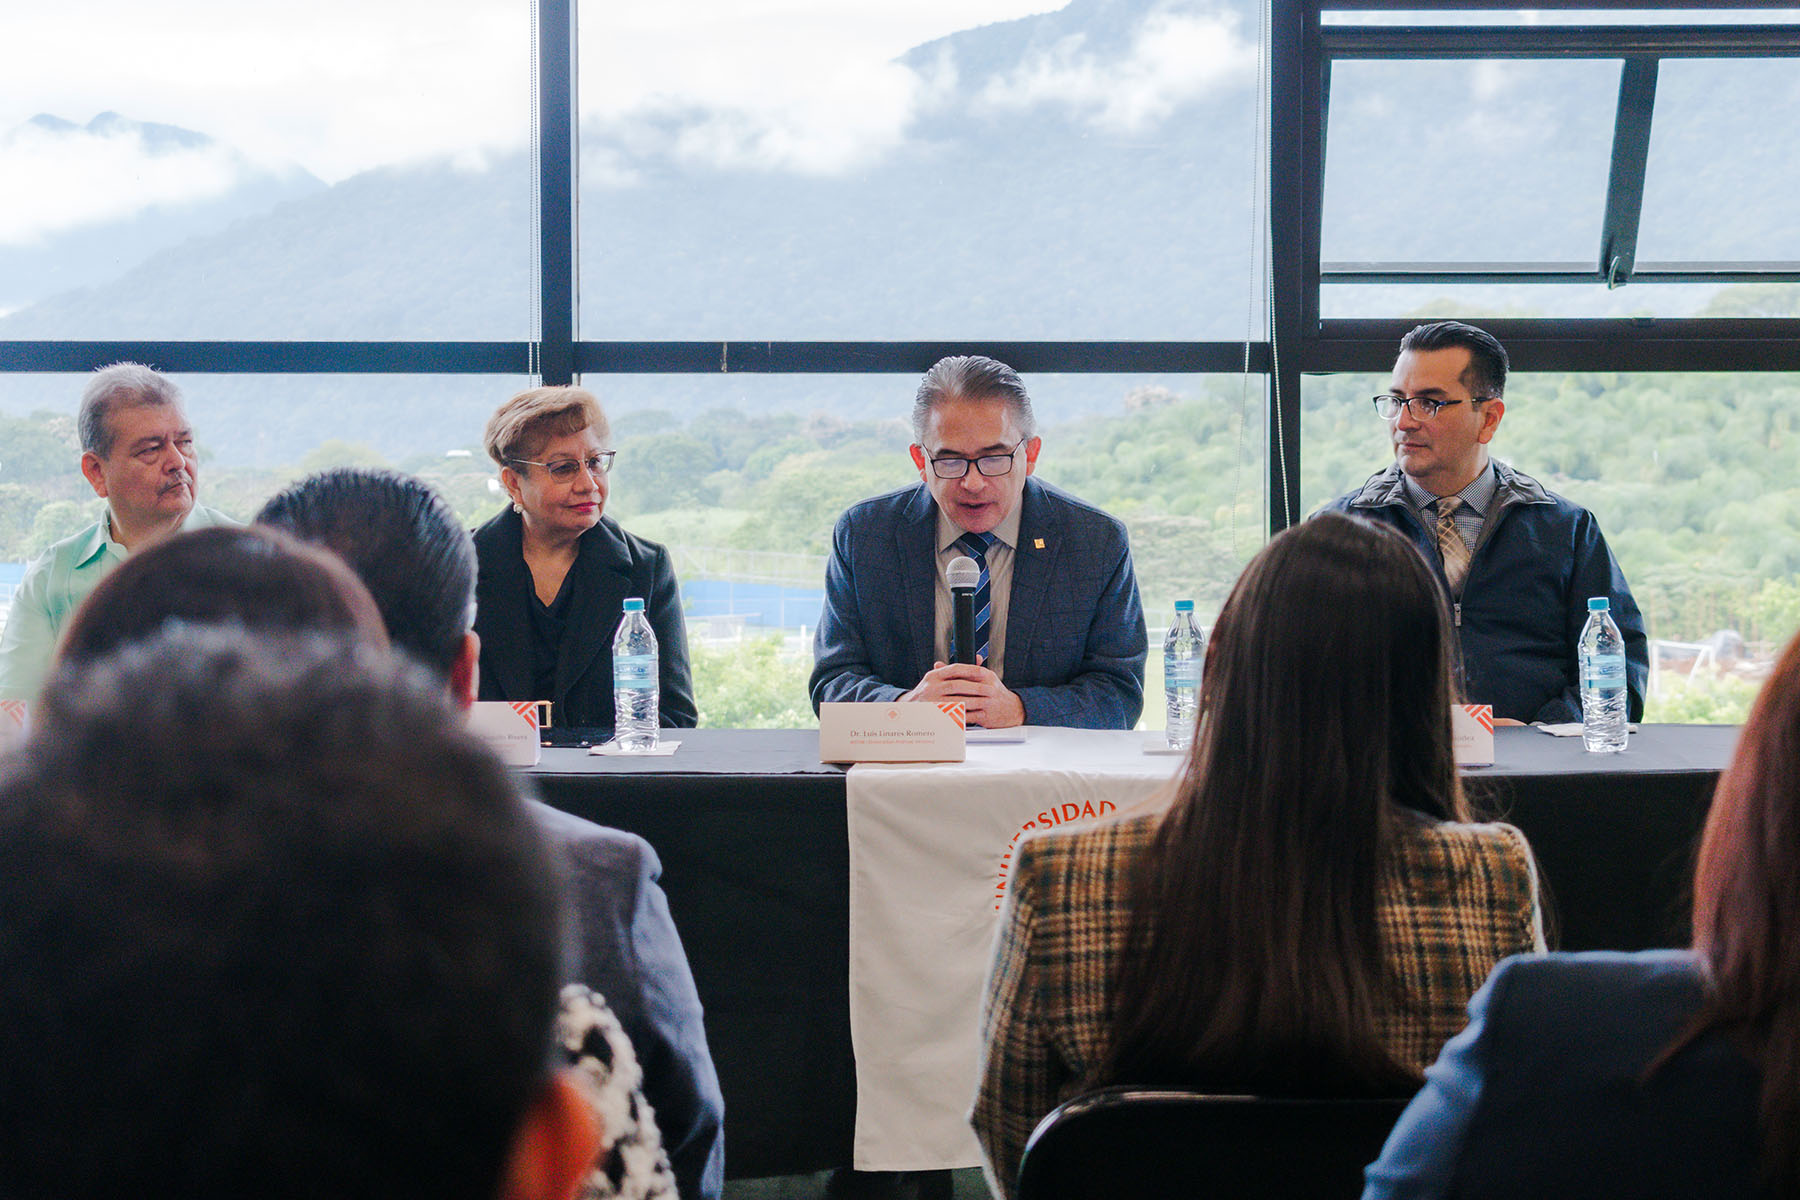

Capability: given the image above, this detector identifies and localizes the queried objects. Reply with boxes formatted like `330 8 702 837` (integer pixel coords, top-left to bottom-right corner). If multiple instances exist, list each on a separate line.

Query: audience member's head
1105 513 1466 1093
1687 628 1800 1190
0 630 598 1200
257 467 477 694
56 524 388 669
1192 510 1463 824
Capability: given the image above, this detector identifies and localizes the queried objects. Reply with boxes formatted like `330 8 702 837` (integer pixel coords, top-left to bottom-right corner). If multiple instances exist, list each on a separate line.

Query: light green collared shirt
0 505 236 703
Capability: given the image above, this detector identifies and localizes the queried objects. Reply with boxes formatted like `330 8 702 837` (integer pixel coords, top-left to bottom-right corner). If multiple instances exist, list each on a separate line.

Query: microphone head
946 556 981 591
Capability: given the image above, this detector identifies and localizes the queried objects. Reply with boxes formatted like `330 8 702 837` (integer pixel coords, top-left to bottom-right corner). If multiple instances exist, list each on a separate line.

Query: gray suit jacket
808 478 1146 728
530 801 726 1199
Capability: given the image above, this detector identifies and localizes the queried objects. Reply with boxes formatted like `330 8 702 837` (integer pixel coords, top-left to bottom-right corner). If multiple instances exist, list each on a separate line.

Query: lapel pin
1033 538 1045 549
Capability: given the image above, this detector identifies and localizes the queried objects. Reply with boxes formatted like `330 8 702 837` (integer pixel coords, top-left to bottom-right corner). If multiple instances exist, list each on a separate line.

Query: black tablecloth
528 723 1737 1178
1467 724 1737 951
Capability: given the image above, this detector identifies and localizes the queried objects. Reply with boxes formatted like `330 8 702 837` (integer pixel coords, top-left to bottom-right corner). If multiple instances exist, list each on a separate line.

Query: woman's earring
512 502 523 515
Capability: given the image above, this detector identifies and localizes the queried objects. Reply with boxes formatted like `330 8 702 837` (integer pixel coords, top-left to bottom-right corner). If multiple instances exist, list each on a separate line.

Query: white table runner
845 727 1182 1169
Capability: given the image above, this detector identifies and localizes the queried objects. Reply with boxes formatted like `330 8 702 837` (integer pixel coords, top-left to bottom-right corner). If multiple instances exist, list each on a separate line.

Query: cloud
596 55 952 177
576 3 1254 179
977 6 1255 133
0 120 247 244
0 0 530 184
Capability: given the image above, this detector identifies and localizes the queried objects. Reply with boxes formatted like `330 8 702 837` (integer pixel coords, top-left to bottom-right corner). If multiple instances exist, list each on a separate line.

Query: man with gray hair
810 355 1146 728
0 363 233 702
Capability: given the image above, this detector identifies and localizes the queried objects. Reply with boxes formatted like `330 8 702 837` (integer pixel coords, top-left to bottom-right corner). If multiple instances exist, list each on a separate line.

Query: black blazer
473 507 698 731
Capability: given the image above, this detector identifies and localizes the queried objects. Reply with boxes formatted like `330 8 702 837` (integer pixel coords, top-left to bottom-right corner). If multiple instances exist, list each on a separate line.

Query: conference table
528 723 1737 1179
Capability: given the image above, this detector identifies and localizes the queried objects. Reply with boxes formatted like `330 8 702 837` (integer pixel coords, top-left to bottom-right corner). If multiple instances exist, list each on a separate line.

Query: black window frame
5 0 1798 540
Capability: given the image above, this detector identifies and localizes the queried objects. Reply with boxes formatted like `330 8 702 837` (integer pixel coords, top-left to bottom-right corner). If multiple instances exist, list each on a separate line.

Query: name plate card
1452 703 1495 767
820 701 966 764
468 700 542 767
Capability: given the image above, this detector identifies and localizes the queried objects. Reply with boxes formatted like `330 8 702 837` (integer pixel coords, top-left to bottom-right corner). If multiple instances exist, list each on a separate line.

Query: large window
595 372 1264 728
1278 3 1800 724
0 0 534 340
7 0 1799 729
0 373 531 547
575 1 1267 341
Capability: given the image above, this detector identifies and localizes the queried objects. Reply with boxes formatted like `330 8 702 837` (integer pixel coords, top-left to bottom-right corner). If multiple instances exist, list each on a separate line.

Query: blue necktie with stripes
954 530 996 664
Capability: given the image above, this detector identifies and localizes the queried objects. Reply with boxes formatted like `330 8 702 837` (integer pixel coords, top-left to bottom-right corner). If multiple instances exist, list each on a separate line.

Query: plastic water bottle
1164 600 1205 750
612 597 659 752
1579 596 1628 754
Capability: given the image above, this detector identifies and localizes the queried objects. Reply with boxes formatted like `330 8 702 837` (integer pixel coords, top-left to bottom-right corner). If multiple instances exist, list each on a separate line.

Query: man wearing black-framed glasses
1324 320 1647 726
809 355 1146 730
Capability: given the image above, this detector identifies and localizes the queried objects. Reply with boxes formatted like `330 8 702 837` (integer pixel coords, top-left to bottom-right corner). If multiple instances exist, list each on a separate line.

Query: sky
4 2 1795 247
0 0 1278 243
0 0 1064 244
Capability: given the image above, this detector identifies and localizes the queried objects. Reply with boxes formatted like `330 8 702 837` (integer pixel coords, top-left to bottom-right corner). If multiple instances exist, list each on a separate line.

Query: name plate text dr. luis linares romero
820 701 967 764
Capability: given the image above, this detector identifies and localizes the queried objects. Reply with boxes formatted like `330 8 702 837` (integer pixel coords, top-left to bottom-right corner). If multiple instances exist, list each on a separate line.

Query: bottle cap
1587 596 1609 612
1174 599 1195 612
623 597 645 612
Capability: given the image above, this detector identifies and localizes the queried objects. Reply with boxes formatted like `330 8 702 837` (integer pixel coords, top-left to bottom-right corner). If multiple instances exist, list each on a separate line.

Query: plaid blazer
971 805 1543 1199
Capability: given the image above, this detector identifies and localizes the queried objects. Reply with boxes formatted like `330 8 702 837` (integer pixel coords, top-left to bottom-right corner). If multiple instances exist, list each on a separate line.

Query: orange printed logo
992 800 1117 910
510 700 539 727
937 702 966 729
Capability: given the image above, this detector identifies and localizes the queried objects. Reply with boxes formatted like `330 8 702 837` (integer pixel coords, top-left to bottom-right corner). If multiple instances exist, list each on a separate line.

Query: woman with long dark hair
1363 627 1800 1199
972 513 1544 1199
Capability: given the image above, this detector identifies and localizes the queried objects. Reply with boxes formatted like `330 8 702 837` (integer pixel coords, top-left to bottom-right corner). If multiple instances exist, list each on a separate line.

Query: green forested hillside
4 356 1793 725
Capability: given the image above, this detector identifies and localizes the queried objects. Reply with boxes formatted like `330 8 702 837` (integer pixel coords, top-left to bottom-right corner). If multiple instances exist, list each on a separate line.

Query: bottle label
614 654 656 687
1581 654 1626 687
1165 660 1200 688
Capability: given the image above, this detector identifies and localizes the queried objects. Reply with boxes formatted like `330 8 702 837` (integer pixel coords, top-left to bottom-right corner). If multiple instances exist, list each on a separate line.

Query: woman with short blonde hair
472 386 696 732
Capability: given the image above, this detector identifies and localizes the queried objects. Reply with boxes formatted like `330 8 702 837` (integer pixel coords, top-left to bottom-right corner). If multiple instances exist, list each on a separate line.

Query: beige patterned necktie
1435 496 1470 594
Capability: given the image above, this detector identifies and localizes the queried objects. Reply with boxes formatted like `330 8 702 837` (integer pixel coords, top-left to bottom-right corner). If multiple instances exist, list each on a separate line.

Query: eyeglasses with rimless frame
508 451 616 480
1372 394 1495 421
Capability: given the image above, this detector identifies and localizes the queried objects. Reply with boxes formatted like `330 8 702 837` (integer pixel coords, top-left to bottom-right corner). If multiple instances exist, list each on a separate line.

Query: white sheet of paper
1536 722 1640 737
590 739 682 756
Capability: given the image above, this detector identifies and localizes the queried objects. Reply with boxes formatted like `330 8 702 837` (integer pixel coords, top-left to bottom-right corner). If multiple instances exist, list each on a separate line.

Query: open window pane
576 1 1267 340
0 1 533 339
1322 59 1619 269
1638 58 1800 265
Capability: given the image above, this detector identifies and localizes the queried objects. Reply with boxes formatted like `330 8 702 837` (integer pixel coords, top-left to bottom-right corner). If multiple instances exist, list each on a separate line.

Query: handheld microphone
947 555 980 665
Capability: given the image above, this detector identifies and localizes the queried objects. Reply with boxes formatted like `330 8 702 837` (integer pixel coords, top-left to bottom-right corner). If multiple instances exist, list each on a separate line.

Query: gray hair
78 363 183 458
910 355 1038 443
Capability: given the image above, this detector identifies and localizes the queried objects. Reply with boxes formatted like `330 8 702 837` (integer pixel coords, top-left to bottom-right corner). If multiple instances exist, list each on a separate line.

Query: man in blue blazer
810 356 1146 729
259 468 726 1200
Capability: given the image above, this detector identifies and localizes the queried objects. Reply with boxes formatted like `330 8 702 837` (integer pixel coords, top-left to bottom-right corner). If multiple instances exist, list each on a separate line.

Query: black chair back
1014 1087 1413 1200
